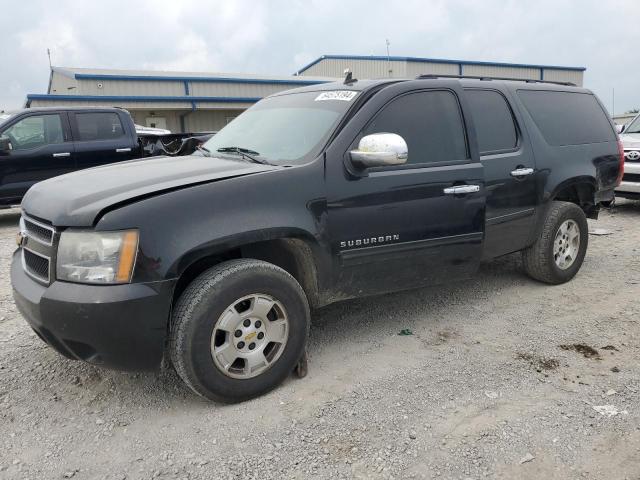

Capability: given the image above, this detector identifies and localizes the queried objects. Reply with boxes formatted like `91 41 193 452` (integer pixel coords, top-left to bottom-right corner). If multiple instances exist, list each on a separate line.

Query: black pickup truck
0 107 212 207
11 77 622 402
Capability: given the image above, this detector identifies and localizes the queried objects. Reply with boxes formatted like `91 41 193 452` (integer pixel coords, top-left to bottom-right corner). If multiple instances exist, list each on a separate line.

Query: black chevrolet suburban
11 77 623 402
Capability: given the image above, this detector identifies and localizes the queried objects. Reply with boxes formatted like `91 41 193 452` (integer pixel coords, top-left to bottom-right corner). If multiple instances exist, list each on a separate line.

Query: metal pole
386 39 391 77
612 88 615 117
47 48 52 69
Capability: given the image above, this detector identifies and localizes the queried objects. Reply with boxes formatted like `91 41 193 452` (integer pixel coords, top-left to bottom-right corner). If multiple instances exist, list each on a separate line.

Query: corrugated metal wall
405 62 459 77
541 68 583 86
29 98 194 110
49 72 77 94
461 64 539 80
184 110 241 132
300 58 584 86
77 79 185 96
302 58 407 78
129 111 183 132
189 82 293 98
69 77 306 98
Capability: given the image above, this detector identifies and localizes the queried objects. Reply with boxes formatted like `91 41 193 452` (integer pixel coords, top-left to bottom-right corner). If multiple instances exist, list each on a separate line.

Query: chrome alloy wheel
553 219 580 270
210 294 289 379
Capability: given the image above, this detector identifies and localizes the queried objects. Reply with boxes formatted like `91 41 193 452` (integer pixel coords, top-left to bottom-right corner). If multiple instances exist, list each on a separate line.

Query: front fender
95 161 330 283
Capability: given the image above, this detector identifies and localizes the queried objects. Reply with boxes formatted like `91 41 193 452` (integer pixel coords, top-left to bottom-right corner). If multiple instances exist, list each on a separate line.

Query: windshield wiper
216 146 274 165
196 145 212 157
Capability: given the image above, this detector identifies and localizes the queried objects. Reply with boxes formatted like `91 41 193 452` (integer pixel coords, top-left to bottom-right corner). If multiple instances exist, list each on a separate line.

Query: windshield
625 114 640 134
202 90 358 165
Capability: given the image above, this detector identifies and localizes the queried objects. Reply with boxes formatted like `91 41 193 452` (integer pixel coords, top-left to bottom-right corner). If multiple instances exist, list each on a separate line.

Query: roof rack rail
415 74 576 87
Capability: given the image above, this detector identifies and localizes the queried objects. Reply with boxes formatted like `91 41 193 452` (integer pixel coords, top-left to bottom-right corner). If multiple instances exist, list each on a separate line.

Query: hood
620 132 640 149
22 155 279 227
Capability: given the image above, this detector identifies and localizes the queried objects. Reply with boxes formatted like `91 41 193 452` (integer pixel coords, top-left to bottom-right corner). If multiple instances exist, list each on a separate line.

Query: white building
26 55 586 133
295 54 585 86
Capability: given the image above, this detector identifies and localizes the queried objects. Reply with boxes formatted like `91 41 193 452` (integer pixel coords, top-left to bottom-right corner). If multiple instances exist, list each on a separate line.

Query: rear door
0 112 74 204
325 81 486 298
70 111 138 169
464 88 537 259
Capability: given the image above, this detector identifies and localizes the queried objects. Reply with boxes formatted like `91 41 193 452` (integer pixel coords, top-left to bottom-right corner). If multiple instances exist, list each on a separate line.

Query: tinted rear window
465 89 518 154
517 90 615 146
75 112 125 141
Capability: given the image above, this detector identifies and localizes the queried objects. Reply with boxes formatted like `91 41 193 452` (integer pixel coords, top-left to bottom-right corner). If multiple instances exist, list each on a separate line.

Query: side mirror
349 133 408 169
0 136 11 155
616 124 625 134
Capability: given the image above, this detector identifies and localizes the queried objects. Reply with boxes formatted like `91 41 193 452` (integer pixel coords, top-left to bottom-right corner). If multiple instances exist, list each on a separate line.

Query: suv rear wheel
522 201 589 284
170 259 310 403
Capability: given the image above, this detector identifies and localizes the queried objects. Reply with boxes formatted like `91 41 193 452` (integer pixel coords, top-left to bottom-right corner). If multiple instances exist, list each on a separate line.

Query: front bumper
11 250 176 371
615 161 640 196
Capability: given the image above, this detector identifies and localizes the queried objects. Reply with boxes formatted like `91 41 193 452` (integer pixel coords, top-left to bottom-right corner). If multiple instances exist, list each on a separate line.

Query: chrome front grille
23 217 54 245
23 249 50 283
20 214 55 284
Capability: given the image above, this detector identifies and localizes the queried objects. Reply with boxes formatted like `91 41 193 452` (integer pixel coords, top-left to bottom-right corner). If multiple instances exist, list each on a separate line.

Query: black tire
522 201 589 284
170 259 310 403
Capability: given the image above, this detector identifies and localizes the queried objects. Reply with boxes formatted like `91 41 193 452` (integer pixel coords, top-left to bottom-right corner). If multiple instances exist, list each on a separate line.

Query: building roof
295 54 587 75
51 66 334 86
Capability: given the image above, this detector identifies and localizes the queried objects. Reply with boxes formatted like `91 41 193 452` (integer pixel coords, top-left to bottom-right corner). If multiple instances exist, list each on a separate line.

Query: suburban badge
340 234 400 249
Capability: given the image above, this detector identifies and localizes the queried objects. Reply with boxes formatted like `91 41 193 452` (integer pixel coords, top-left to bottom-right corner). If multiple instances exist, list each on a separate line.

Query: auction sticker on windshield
315 91 358 102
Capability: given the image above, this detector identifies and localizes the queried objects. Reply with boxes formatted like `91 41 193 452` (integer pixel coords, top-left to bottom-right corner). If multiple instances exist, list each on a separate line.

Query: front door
0 112 74 204
70 111 137 169
464 88 537 259
325 81 486 298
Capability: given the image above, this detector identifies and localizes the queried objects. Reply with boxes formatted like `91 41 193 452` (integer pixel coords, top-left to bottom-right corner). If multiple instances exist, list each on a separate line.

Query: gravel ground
0 202 639 480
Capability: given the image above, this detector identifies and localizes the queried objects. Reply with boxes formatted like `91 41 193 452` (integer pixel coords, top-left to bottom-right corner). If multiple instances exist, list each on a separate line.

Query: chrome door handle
116 148 132 153
510 168 534 177
52 152 70 158
443 185 480 195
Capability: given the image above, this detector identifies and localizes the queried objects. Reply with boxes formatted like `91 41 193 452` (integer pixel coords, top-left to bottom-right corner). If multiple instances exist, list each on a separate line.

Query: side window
465 90 518 154
2 115 64 151
75 112 125 141
362 90 468 165
517 90 615 146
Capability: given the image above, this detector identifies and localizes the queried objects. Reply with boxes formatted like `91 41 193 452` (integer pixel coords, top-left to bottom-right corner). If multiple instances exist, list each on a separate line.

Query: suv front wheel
522 201 589 284
170 259 310 403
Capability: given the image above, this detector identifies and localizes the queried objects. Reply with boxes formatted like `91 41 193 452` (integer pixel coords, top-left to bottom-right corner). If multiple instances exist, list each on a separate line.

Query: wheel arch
527 176 597 247
547 176 598 218
170 229 326 311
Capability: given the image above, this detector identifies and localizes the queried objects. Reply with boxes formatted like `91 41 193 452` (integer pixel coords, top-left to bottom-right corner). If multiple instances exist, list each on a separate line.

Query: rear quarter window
517 90 615 146
465 89 518 154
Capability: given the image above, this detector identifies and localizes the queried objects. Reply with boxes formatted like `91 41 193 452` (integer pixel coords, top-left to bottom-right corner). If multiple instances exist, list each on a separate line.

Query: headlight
56 230 139 284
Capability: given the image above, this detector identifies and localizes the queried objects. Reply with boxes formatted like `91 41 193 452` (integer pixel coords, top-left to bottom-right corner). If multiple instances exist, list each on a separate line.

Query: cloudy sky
1 0 638 114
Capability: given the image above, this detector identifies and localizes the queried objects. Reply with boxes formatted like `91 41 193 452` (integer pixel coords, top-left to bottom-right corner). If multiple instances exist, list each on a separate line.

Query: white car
135 124 172 136
617 114 640 201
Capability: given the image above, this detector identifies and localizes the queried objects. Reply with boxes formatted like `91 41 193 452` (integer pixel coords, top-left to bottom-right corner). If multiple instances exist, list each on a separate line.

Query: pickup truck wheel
522 201 588 284
169 259 310 403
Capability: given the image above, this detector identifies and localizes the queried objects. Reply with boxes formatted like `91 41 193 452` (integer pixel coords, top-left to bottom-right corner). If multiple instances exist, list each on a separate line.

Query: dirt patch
516 352 560 371
420 329 459 346
601 345 619 352
559 344 601 359
434 330 457 344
